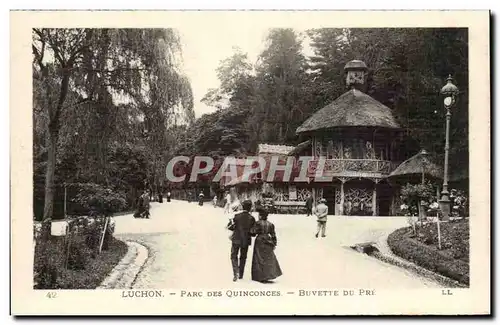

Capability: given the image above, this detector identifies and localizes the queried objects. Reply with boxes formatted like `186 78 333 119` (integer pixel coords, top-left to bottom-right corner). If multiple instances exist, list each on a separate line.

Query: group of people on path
134 190 151 219
226 200 282 283
134 189 172 219
223 193 329 284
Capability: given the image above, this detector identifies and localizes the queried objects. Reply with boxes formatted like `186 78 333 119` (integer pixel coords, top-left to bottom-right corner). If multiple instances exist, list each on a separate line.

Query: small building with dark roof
292 59 407 216
222 59 448 216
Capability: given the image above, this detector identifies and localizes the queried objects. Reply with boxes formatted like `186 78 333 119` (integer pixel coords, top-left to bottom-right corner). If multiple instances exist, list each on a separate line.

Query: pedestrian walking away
198 192 204 206
314 198 328 238
226 200 256 282
305 193 313 217
251 207 282 283
133 193 144 218
142 190 151 219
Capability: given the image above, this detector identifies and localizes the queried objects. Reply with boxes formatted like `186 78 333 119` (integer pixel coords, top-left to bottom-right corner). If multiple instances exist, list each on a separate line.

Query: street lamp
439 75 459 221
420 149 428 185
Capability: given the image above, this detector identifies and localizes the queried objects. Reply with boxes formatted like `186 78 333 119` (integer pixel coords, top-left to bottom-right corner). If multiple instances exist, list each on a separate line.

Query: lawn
387 219 469 285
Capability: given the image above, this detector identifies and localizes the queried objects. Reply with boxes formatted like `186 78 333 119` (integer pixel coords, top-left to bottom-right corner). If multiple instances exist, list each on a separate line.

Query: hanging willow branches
33 28 194 221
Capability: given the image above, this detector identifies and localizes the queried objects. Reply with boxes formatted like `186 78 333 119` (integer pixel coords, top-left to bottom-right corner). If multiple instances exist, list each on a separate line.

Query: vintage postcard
10 10 490 315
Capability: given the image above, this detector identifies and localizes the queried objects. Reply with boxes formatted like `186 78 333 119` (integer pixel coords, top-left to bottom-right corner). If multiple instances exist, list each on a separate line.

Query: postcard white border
10 10 490 315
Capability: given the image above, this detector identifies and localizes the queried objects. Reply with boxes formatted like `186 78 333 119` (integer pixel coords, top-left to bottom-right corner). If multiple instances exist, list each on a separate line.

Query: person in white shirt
224 191 232 214
231 198 242 212
314 198 328 238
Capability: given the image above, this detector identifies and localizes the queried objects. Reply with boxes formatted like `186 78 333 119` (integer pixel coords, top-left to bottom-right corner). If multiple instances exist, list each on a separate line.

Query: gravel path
114 201 441 289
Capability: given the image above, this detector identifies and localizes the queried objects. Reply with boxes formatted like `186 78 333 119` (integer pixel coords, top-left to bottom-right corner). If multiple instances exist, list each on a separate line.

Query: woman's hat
258 208 269 218
319 198 327 203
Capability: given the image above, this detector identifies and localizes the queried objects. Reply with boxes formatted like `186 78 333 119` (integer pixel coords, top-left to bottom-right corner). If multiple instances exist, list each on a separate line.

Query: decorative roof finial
344 60 368 91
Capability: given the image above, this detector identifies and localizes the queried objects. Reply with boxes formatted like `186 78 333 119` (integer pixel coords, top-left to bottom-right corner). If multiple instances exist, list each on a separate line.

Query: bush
400 182 435 217
417 220 469 262
34 235 127 289
72 183 127 217
388 226 469 285
66 236 93 270
56 238 128 289
34 215 119 289
450 189 469 219
34 237 64 289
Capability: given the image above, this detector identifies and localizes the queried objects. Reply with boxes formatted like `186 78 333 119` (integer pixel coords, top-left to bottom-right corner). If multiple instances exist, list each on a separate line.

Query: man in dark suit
227 200 256 282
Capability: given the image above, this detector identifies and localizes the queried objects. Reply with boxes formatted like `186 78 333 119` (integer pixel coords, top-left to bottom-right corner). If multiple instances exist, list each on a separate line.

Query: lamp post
421 149 428 185
439 75 459 221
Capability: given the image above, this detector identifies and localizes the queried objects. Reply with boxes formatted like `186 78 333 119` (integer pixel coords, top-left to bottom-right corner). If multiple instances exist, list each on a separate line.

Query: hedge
387 227 469 286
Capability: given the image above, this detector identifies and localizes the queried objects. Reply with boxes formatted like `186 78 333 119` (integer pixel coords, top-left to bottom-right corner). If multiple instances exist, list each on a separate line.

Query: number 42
46 292 57 298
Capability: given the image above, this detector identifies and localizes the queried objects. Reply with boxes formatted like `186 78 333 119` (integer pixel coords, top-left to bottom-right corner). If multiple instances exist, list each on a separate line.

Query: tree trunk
42 71 70 221
42 128 59 221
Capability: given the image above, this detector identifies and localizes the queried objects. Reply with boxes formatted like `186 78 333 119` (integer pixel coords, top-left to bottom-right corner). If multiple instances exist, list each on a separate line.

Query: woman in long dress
251 208 282 283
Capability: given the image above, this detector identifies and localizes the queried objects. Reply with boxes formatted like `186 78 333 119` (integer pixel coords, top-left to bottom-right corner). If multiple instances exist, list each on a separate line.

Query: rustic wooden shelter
222 60 459 217
294 59 406 216
221 144 311 211
388 150 443 183
387 149 444 206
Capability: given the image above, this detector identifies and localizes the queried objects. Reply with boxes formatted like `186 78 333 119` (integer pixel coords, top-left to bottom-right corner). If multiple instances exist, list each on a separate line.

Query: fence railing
307 158 399 177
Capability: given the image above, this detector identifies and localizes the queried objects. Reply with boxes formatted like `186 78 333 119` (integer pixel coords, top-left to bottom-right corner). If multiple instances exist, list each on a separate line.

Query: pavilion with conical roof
222 59 432 216
293 59 406 216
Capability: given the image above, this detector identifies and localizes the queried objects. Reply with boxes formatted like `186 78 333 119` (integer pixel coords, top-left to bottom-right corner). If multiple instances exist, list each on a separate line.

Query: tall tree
250 28 310 145
199 47 255 154
32 28 194 221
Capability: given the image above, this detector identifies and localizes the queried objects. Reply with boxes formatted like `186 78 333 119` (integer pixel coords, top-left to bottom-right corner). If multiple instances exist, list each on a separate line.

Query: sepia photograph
11 10 490 315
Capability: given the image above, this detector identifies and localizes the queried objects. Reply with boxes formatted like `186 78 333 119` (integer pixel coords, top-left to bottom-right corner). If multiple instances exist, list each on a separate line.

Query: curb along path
374 232 467 288
97 241 149 289
351 231 466 288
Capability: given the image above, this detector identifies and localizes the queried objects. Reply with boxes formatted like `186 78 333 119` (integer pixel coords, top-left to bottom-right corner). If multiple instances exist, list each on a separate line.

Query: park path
114 200 441 289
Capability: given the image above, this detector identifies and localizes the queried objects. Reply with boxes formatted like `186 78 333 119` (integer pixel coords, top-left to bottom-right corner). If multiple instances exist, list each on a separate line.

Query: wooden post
99 217 109 254
65 230 72 269
372 180 378 216
64 184 67 218
339 179 345 215
436 215 442 250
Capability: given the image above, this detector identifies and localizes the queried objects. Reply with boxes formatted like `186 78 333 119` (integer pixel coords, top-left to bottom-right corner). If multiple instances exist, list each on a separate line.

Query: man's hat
241 200 253 211
319 198 327 203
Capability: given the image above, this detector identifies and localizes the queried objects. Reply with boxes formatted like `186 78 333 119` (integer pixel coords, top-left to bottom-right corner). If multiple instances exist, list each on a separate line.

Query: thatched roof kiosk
388 150 444 184
295 60 405 170
296 89 402 135
291 60 409 216
296 59 402 137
